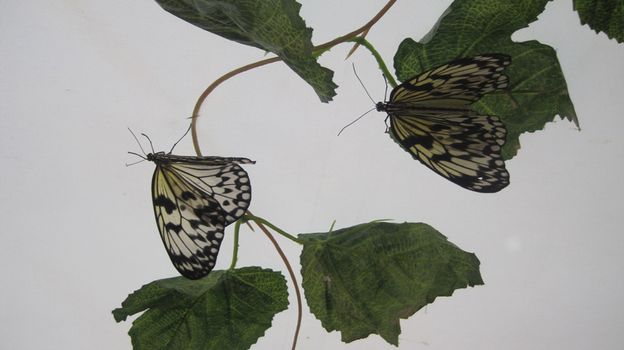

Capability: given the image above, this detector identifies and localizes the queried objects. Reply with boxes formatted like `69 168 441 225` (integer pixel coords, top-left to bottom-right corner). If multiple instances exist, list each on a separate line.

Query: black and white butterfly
376 54 511 193
129 131 253 279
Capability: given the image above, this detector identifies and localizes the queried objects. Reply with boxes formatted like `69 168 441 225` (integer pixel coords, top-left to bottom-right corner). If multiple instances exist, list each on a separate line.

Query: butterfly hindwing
150 155 253 279
166 158 252 224
389 112 509 193
380 54 511 192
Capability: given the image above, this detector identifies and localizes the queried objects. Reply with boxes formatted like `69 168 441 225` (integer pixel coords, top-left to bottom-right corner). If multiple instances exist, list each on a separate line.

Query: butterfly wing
389 111 509 193
389 54 510 110
382 54 511 192
165 157 253 224
151 157 252 279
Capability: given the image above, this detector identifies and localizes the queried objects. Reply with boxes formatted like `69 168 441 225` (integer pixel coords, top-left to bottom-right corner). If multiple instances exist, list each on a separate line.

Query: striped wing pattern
390 112 508 192
150 155 253 279
380 54 511 192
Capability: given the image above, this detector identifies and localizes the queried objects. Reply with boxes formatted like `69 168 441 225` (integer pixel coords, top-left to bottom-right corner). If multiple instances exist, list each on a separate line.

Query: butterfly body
377 54 511 193
146 153 254 279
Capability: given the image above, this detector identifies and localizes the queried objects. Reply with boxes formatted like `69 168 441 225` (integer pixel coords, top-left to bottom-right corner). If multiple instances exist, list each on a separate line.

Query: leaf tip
111 308 127 323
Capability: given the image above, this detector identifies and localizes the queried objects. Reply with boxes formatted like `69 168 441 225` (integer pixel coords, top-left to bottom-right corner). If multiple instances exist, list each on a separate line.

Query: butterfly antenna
337 107 376 136
169 123 192 154
141 133 156 154
352 63 376 105
125 152 147 167
383 74 389 101
128 128 148 156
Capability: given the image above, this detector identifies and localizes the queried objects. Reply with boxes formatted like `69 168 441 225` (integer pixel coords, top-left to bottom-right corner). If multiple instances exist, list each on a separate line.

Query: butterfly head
375 102 387 112
145 151 167 162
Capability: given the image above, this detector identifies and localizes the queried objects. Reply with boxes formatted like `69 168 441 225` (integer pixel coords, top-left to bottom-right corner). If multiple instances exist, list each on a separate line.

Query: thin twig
345 27 370 60
245 214 303 244
229 220 242 270
247 210 302 350
312 0 397 53
348 37 398 87
190 57 281 156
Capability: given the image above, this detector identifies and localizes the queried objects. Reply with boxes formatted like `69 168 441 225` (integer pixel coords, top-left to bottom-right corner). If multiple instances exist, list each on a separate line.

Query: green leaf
299 222 483 346
574 0 624 42
393 0 579 160
154 0 337 102
113 267 288 350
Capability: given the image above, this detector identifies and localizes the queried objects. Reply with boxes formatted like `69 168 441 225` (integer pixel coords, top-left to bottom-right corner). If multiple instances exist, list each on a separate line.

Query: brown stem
313 0 396 53
190 56 281 156
190 0 397 155
247 210 302 350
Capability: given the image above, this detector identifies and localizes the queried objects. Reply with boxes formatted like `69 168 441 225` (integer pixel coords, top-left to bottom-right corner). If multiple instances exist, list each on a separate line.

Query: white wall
1 1 623 349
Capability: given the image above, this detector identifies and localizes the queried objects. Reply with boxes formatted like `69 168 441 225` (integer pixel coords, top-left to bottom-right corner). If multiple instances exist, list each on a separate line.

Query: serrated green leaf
299 222 483 346
113 267 288 350
393 0 578 160
574 0 624 43
154 0 337 102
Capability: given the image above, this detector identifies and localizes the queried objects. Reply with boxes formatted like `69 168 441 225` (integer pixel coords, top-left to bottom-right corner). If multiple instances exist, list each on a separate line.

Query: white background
1 0 623 349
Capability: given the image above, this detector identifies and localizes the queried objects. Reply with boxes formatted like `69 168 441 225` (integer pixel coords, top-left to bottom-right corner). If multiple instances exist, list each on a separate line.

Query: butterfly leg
384 115 391 133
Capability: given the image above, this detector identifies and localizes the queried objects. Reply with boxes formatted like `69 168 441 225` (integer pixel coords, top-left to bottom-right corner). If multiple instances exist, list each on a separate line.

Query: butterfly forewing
381 54 511 192
389 54 510 109
149 155 253 279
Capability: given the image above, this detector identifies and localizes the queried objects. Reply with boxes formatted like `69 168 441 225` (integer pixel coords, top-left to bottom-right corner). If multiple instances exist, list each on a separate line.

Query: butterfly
376 54 511 193
129 132 254 279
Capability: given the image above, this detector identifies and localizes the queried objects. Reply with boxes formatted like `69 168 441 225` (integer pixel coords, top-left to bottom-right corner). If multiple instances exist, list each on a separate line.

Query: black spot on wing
430 124 452 132
194 202 226 226
154 195 176 214
164 222 182 234
404 81 435 91
181 191 197 200
400 134 434 149
193 250 207 259
189 219 202 229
